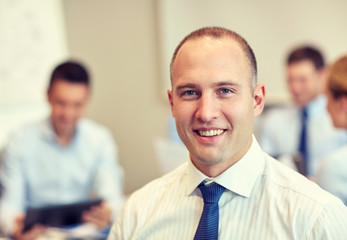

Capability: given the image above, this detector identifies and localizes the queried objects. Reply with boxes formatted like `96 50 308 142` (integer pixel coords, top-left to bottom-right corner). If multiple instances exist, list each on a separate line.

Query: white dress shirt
0 118 125 234
259 95 347 176
108 136 347 240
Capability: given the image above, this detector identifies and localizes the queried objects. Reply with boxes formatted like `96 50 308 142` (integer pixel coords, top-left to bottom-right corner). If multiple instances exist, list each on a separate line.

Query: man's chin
194 154 223 166
55 124 76 135
294 99 307 107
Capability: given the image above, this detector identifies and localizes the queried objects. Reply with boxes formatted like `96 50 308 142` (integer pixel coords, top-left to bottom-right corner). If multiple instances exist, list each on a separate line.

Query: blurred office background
1 0 347 195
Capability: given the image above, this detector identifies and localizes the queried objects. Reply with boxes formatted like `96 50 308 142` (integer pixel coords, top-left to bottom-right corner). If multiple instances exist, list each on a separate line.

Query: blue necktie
194 182 225 240
298 107 308 175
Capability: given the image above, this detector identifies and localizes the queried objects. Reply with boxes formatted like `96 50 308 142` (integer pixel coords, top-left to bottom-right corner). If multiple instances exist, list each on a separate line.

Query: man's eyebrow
213 81 241 87
175 81 241 92
175 83 198 91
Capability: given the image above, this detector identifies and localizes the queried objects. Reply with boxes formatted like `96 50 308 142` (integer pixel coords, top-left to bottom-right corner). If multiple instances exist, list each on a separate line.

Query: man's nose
289 79 301 94
195 93 220 123
61 105 76 119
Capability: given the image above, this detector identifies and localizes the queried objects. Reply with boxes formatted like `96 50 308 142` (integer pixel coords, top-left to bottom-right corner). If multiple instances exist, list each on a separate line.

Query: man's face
287 60 323 107
47 79 89 137
168 37 265 176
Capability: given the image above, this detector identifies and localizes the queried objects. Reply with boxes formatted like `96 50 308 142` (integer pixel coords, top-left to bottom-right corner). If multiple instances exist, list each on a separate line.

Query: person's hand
13 215 46 240
82 201 112 228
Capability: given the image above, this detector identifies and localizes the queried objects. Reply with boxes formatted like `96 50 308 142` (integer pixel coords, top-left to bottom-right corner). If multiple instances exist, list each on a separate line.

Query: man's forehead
174 37 244 69
173 37 247 74
179 36 241 52
287 60 318 75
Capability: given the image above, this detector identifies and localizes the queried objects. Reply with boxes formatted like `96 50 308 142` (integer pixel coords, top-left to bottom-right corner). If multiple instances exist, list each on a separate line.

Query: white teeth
198 129 224 137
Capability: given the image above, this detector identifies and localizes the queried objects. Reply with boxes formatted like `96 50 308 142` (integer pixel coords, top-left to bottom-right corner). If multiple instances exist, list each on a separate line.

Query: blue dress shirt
0 118 124 233
259 95 347 176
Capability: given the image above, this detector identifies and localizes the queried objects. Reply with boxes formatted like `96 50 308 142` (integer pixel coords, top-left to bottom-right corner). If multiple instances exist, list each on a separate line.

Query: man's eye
57 101 66 107
220 88 231 94
183 90 196 96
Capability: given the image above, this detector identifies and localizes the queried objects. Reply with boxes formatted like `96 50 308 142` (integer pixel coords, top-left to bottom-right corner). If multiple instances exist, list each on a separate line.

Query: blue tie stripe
194 183 225 240
299 107 308 175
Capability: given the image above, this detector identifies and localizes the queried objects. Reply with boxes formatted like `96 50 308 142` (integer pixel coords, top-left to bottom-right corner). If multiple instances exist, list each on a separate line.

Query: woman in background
317 55 347 205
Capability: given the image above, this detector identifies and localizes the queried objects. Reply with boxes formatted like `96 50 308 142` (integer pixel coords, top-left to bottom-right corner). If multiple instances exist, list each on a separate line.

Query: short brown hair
287 46 325 70
49 61 90 89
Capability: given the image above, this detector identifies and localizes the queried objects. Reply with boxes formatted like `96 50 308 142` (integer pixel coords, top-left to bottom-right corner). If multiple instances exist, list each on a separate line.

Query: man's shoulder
263 155 340 207
79 118 109 132
78 118 113 139
6 119 45 144
263 156 347 237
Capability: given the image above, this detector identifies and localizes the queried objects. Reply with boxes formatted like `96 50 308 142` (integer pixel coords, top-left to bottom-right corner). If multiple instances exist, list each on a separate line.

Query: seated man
0 61 125 239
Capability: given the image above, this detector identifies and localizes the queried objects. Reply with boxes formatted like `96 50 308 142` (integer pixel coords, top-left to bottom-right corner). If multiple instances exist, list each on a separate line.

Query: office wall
157 0 347 104
62 0 169 194
0 0 68 148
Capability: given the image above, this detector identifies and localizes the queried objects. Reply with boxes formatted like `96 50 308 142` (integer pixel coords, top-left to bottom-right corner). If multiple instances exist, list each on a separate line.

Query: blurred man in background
0 61 125 239
259 46 347 178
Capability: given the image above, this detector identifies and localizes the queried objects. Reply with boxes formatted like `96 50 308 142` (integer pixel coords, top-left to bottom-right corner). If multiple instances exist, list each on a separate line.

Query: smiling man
108 27 347 239
167 32 262 178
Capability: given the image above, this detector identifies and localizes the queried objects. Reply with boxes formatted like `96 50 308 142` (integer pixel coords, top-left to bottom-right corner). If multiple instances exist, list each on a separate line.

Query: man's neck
57 134 73 146
192 137 253 178
54 129 75 146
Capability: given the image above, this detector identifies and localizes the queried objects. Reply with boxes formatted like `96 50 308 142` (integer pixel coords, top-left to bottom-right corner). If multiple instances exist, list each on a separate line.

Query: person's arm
86 131 125 228
0 134 27 235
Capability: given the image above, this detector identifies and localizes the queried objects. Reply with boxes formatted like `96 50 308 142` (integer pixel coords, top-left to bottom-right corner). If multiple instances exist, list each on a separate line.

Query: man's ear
253 83 266 117
167 89 175 118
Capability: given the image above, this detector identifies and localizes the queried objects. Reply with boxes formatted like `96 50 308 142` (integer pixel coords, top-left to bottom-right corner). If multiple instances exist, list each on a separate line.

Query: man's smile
195 129 226 137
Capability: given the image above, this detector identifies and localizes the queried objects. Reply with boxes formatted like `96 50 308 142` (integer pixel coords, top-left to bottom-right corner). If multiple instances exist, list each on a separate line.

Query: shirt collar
186 135 265 198
41 117 80 145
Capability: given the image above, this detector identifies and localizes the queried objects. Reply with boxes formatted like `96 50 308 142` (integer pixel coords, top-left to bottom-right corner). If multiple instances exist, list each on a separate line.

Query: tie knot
198 183 225 203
